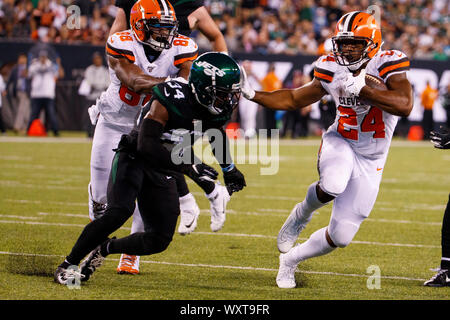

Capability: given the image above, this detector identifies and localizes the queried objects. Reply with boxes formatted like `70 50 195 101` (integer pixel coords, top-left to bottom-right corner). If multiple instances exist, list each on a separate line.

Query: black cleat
80 244 107 282
424 269 450 287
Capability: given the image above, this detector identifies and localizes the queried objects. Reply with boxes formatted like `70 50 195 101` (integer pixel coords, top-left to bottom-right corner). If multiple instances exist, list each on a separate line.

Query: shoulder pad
172 35 199 67
152 81 191 117
313 55 337 84
106 30 136 63
372 50 410 80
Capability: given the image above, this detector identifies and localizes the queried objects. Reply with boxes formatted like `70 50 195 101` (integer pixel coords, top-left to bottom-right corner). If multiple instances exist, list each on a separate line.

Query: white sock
285 227 335 265
179 193 196 206
130 206 144 233
295 182 329 223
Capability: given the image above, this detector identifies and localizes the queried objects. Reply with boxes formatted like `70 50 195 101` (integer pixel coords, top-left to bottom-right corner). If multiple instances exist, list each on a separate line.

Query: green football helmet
189 52 241 115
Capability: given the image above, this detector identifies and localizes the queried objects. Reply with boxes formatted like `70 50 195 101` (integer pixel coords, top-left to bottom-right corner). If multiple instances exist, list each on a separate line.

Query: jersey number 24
337 106 385 140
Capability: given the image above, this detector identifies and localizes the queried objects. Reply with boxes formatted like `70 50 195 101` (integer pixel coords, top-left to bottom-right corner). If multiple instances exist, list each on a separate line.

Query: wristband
221 163 235 173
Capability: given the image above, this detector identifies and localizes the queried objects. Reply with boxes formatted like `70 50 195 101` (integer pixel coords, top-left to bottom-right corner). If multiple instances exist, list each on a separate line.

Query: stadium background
0 0 448 133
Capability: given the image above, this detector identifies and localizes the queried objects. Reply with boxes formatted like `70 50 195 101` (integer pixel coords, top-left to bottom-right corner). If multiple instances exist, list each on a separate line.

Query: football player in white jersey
88 0 199 274
240 11 414 288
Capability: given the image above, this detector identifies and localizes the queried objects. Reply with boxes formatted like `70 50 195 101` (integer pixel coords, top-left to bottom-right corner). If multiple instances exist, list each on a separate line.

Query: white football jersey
314 50 410 159
99 29 198 127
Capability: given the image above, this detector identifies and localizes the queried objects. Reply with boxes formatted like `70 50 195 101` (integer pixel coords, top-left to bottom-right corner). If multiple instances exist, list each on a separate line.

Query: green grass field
0 134 449 301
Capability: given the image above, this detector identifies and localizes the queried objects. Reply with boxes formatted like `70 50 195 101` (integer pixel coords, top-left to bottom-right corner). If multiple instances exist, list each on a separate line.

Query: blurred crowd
0 0 448 60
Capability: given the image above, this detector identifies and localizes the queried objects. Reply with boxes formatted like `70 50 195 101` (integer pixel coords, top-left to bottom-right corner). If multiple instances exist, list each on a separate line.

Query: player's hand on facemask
240 65 255 100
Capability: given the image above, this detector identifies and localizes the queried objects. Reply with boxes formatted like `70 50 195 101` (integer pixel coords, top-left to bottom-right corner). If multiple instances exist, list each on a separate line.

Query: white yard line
0 250 426 282
0 219 440 249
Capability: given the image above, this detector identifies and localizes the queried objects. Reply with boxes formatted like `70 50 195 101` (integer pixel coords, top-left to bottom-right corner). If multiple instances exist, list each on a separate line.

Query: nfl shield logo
148 65 154 72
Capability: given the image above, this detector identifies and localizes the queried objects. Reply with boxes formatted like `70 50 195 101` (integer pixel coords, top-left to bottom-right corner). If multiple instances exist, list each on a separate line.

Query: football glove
165 75 188 84
239 66 255 100
184 163 219 182
430 127 450 149
344 68 366 96
114 130 139 153
223 165 246 194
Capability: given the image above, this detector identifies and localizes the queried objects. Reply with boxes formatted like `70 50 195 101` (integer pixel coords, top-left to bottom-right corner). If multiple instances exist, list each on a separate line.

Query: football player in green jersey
54 52 246 285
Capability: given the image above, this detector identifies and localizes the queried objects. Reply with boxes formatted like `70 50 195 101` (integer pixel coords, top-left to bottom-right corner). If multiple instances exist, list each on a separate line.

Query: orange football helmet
130 0 178 51
332 11 382 70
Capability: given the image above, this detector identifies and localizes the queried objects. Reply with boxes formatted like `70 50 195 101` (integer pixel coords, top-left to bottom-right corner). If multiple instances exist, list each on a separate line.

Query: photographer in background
79 52 109 137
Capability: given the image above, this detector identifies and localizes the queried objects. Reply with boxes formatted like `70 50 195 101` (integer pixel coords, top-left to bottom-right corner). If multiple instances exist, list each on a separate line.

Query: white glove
239 66 255 100
344 68 367 96
165 76 188 84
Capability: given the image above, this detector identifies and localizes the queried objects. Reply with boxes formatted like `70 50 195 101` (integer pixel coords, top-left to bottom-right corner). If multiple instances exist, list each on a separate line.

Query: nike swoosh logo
377 167 383 171
164 88 170 97
184 219 195 228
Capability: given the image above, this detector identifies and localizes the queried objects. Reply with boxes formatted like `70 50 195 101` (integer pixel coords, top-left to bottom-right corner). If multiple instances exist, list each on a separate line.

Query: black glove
114 130 139 153
430 127 450 149
184 163 219 182
223 166 246 194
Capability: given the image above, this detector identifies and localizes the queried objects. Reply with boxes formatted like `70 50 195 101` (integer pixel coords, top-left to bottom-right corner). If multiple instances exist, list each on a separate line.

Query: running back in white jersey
313 50 410 159
100 29 198 127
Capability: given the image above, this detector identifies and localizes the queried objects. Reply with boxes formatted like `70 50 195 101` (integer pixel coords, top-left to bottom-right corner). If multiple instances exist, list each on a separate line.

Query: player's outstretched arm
248 78 326 111
108 56 166 94
359 73 413 117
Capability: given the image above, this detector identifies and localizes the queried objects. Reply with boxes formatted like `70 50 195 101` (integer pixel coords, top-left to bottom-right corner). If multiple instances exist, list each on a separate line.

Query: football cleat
424 269 450 287
178 206 200 235
276 253 297 289
117 254 140 275
178 194 200 235
79 243 107 282
277 204 308 253
208 184 230 232
54 264 85 286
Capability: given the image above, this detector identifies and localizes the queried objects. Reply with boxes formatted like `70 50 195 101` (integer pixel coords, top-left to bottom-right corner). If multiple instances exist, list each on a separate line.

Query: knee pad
328 220 359 248
320 176 349 198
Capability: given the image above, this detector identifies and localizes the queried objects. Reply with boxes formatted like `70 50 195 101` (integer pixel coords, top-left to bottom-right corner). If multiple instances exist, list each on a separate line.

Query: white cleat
208 185 230 232
178 205 200 235
277 204 308 253
276 253 297 289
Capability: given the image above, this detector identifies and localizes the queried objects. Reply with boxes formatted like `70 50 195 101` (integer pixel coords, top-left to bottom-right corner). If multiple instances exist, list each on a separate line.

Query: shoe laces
120 255 137 268
278 256 297 279
86 251 105 271
61 267 85 282
430 269 449 280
